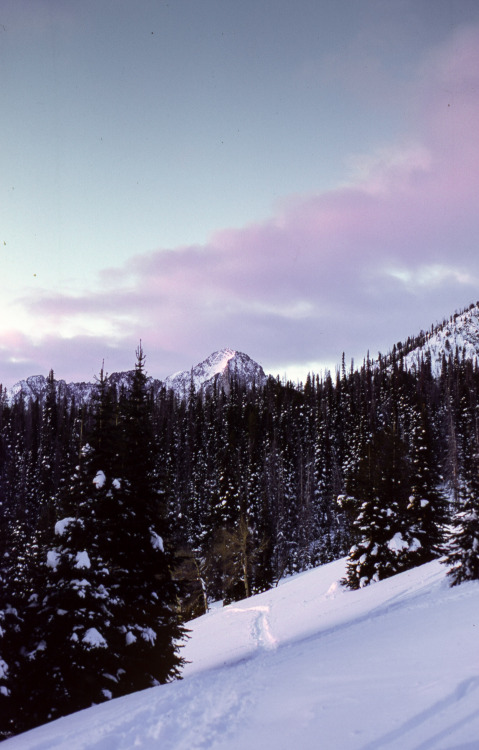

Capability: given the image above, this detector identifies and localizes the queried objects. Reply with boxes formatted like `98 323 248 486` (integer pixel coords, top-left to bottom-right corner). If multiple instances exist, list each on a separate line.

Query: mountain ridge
381 301 479 376
5 348 267 405
6 301 479 403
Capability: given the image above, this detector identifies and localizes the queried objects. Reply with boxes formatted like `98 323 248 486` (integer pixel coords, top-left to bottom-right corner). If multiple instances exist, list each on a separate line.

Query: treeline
1 345 479 736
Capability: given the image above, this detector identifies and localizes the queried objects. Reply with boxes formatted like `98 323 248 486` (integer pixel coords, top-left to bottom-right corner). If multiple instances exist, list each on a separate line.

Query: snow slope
401 303 479 376
3 558 479 749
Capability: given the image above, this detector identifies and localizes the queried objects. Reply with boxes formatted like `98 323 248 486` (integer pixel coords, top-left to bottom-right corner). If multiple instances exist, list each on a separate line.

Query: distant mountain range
6 348 267 405
6 302 479 404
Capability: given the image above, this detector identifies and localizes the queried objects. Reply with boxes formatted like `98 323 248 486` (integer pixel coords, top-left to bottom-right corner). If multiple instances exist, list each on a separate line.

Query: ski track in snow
227 605 279 652
358 676 479 750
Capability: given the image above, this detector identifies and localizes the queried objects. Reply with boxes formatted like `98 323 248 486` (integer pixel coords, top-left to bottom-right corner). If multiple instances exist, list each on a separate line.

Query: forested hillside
1 318 479 737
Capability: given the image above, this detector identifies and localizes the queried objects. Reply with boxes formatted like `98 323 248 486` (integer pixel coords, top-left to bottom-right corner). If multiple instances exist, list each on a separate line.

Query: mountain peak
198 348 237 376
164 349 267 397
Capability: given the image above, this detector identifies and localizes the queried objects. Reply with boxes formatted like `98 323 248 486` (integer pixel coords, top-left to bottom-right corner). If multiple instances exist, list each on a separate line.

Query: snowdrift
3 558 479 749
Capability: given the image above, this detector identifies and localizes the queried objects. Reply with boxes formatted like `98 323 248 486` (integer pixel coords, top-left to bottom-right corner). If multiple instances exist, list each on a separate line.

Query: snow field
3 558 479 749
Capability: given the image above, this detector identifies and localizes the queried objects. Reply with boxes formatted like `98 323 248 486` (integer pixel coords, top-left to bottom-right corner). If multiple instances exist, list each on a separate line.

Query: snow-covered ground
3 558 479 749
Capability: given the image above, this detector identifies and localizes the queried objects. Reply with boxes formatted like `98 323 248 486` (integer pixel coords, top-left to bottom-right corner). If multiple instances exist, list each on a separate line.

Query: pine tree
405 405 447 566
11 353 186 733
343 427 411 589
9 372 120 732
444 448 479 585
0 528 24 739
109 344 186 692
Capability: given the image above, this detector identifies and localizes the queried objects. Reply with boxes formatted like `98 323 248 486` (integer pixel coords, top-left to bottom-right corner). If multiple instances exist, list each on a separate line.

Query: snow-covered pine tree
444 444 479 585
405 405 447 566
12 353 186 734
10 371 122 733
107 344 186 692
243 392 275 594
342 426 411 589
36 370 61 530
0 523 24 739
314 415 344 564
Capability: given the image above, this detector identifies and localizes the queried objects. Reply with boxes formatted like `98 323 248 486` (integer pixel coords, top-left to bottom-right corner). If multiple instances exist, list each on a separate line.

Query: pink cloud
3 24 479 386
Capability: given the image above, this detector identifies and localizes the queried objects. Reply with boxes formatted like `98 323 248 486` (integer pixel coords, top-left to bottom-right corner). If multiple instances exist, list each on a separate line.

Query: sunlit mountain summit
164 348 267 397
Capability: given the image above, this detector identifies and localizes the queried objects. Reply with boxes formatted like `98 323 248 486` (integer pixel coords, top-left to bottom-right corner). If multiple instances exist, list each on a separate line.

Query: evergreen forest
1 343 479 738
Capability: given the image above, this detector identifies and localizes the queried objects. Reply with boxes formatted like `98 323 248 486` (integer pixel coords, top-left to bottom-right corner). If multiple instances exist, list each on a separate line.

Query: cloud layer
2 24 479 386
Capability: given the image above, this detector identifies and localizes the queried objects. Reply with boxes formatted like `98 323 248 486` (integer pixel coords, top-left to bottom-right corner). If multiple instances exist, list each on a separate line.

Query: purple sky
1 2 479 386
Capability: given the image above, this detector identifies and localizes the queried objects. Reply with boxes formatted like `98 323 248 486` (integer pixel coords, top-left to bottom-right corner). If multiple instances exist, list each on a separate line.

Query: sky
1 0 479 387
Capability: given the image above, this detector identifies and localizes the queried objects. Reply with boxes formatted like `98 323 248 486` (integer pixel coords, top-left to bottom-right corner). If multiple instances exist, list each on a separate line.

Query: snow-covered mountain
6 372 148 406
3 557 479 749
6 350 267 404
395 301 479 376
7 301 479 403
9 374 96 405
164 348 267 397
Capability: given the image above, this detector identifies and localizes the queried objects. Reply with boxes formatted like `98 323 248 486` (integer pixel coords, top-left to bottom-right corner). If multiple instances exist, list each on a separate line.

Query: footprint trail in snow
228 605 278 651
